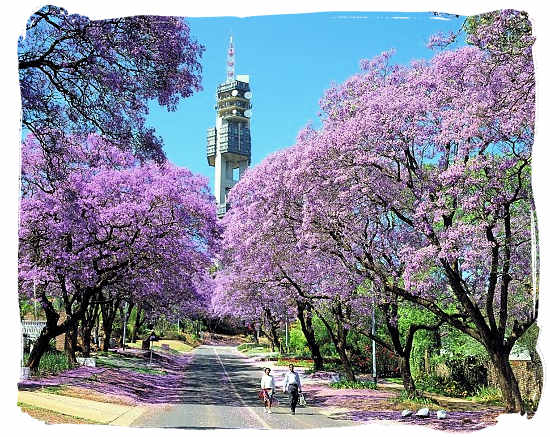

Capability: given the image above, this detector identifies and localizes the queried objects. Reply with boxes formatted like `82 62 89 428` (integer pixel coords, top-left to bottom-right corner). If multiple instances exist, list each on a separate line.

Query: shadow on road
180 347 271 407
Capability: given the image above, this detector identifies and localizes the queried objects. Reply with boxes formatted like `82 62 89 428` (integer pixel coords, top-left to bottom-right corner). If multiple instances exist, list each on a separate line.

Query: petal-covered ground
18 348 193 405
302 382 504 432
338 409 502 432
19 347 505 432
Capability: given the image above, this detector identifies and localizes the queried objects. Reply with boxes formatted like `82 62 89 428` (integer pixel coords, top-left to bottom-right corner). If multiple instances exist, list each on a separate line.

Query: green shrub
329 379 378 390
162 330 185 340
24 351 76 377
466 386 503 405
288 324 310 356
415 373 473 397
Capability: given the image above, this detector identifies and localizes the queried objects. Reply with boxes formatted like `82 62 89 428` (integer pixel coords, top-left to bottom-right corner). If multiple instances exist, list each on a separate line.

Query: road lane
132 345 352 429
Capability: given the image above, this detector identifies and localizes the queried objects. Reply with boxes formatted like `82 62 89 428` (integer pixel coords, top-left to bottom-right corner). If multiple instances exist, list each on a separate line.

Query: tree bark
26 282 94 371
119 301 133 348
252 325 259 344
316 304 355 381
489 348 523 413
64 323 78 364
100 294 121 351
296 301 324 371
382 301 417 394
103 321 113 351
264 308 282 353
27 333 52 371
131 306 145 343
399 355 416 393
81 302 100 357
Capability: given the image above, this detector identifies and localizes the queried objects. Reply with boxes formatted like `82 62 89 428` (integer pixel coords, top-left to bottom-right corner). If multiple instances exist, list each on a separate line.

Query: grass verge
237 343 273 355
18 402 99 425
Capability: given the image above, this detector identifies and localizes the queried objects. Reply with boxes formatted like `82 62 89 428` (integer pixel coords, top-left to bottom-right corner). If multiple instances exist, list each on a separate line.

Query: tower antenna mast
226 36 235 81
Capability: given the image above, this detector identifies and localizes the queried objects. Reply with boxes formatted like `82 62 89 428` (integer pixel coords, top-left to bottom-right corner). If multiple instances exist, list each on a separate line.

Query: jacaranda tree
19 5 204 161
19 134 219 370
292 10 535 412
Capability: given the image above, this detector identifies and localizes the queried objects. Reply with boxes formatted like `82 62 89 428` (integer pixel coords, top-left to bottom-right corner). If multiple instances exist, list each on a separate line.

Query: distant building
206 36 252 218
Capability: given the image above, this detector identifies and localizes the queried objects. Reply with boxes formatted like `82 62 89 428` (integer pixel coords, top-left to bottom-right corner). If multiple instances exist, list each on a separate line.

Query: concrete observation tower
206 36 252 217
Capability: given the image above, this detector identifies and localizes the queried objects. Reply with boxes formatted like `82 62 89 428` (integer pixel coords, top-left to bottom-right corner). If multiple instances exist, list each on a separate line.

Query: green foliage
394 390 439 409
40 385 65 395
515 323 539 359
288 323 309 355
162 330 186 340
329 379 378 390
523 398 539 414
385 377 403 384
24 351 76 377
415 373 474 398
466 386 503 406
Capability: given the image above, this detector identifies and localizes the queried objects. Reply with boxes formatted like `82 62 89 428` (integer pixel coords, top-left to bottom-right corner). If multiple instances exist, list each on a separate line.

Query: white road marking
213 347 272 429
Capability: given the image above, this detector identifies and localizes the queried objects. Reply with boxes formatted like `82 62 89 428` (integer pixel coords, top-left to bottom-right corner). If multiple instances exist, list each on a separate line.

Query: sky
147 12 466 191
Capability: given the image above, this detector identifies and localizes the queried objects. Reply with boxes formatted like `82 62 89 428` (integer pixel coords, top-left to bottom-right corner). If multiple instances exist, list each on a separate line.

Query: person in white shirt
260 367 275 413
282 364 302 415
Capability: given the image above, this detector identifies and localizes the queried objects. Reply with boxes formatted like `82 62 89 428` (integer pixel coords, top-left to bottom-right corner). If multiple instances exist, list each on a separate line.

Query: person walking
260 367 275 413
282 363 302 415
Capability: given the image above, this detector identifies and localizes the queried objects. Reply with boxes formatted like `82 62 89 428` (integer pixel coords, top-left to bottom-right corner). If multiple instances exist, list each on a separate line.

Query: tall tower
206 36 252 218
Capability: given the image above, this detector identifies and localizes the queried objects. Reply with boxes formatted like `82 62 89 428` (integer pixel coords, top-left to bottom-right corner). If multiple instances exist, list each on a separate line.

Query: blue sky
147 12 466 191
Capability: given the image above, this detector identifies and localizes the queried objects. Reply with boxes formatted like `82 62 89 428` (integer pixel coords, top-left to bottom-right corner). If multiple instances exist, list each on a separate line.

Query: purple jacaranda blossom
19 5 204 161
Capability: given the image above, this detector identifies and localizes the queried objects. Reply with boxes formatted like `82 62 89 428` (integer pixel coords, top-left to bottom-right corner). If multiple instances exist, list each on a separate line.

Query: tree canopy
19 5 204 161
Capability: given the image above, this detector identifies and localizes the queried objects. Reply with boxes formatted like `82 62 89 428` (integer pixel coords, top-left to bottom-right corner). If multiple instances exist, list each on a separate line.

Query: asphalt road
132 345 352 429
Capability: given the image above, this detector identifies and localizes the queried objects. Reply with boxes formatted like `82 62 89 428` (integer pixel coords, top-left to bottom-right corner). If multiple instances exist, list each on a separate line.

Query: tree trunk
27 331 52 371
252 326 259 344
119 301 133 348
82 321 92 357
336 342 356 381
131 306 144 343
296 302 324 371
100 293 121 351
94 316 100 346
26 282 94 371
316 306 355 381
103 321 113 351
399 355 416 393
264 309 282 354
81 302 100 357
489 348 523 413
64 323 78 364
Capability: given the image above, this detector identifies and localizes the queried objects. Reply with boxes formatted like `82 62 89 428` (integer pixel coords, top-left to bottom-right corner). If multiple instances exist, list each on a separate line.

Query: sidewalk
18 390 147 425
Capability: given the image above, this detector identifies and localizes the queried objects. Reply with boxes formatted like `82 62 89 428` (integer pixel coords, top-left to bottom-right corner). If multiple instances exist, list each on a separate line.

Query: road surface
132 345 353 429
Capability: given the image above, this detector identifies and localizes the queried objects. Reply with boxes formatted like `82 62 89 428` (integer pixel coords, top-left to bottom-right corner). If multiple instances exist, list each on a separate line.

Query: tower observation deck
207 36 252 217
